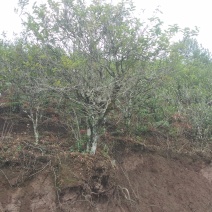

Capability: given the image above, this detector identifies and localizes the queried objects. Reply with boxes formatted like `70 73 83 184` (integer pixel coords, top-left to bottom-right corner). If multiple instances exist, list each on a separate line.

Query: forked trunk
28 107 40 144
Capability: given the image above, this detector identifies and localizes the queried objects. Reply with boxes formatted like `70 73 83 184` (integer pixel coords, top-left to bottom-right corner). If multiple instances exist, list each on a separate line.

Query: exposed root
0 169 12 187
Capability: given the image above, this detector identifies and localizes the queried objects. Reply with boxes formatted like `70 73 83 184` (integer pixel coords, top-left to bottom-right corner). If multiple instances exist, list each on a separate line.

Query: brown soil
1 105 212 211
1 142 212 212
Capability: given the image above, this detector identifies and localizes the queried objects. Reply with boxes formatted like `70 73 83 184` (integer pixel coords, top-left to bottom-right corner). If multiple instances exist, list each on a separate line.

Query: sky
0 0 212 51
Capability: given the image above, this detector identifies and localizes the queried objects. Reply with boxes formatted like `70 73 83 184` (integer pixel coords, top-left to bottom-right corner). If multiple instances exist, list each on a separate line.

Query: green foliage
0 1 211 153
18 0 184 153
158 38 212 141
70 135 89 153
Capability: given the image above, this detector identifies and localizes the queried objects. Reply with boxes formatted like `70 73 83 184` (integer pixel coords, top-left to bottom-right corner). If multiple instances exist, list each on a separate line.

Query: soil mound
0 109 212 211
0 146 212 212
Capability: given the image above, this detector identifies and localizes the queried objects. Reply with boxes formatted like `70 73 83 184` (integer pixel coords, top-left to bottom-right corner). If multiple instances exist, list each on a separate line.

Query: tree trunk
87 117 100 154
28 107 40 144
90 126 99 154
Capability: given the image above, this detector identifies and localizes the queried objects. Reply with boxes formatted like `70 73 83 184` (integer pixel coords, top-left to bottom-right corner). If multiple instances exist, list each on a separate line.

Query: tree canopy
0 0 211 154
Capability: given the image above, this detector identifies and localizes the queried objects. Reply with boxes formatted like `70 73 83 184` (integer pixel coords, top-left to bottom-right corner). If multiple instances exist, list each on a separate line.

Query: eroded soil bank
0 144 212 212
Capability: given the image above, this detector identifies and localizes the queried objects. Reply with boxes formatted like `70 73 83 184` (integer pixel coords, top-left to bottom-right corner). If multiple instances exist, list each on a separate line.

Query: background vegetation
0 0 211 154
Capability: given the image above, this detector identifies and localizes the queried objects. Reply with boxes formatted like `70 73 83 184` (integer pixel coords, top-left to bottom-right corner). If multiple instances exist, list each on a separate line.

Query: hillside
1 1 212 211
0 111 212 212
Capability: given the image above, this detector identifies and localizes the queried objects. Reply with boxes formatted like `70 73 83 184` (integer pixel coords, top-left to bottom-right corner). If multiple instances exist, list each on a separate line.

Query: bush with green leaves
17 0 194 153
0 0 211 154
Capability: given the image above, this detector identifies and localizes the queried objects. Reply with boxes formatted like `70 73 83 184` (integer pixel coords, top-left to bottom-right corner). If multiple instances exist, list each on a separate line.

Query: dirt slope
118 152 212 212
0 148 212 212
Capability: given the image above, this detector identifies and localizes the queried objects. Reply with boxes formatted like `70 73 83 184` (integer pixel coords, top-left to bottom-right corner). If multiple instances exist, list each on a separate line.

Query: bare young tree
0 40 50 144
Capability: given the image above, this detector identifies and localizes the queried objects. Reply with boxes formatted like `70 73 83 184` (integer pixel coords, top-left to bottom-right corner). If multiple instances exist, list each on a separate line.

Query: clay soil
0 108 212 211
